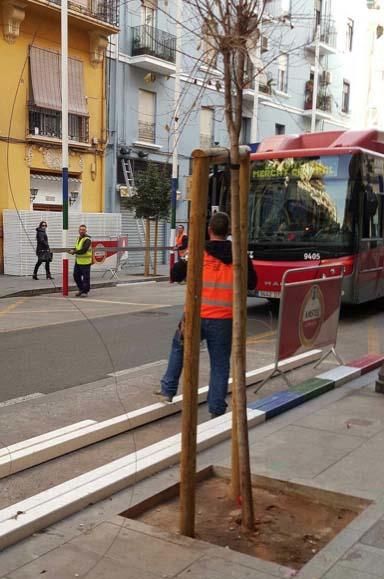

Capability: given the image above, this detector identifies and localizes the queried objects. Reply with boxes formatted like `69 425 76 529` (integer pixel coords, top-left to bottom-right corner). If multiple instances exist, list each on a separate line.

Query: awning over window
29 46 88 116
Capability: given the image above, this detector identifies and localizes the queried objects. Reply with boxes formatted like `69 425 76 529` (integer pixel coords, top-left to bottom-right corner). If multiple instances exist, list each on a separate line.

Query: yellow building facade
0 0 118 270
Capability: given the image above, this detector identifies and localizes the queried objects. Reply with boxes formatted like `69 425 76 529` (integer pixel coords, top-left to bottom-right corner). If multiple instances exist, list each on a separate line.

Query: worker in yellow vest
69 224 92 297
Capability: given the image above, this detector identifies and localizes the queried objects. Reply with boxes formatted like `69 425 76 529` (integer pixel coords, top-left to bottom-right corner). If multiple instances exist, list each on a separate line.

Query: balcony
307 17 337 56
28 106 89 145
303 82 332 119
243 74 273 103
130 25 176 75
48 0 118 26
3 0 118 51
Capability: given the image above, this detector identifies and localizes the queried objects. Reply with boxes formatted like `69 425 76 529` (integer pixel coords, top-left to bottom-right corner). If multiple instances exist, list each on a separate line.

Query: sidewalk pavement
0 266 169 299
1 370 384 578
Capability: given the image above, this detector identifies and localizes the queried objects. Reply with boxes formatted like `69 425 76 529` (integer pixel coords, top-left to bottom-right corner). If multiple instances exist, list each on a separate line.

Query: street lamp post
61 0 69 296
169 0 182 275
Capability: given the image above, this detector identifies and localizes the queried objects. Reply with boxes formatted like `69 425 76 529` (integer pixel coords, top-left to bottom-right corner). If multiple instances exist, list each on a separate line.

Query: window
141 0 157 26
277 53 288 92
248 154 356 254
362 155 383 238
200 107 214 147
346 18 354 51
275 123 286 135
240 117 251 144
138 89 156 142
29 46 89 143
342 80 350 113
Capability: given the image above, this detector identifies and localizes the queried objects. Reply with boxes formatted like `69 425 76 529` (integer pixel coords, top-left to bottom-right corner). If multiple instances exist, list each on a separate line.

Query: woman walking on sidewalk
32 221 53 280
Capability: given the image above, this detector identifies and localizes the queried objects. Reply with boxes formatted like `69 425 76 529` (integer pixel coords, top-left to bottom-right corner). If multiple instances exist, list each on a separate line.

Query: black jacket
171 240 257 290
36 227 50 255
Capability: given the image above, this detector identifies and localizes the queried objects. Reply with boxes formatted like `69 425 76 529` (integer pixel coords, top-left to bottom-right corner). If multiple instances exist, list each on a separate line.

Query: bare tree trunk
144 218 150 277
153 218 158 276
179 154 210 537
222 44 254 531
230 146 254 532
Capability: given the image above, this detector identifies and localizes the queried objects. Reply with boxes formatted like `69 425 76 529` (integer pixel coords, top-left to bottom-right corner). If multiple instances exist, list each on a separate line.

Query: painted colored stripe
316 366 361 387
290 377 335 401
247 354 384 422
347 354 384 374
248 391 301 418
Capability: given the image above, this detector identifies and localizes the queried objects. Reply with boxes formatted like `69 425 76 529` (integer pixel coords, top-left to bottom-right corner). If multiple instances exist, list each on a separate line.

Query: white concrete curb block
0 409 265 550
0 421 96 477
316 365 361 387
0 350 321 480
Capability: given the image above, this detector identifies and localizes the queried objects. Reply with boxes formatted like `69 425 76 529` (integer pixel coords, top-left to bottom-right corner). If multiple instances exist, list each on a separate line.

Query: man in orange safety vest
174 224 188 260
155 212 257 417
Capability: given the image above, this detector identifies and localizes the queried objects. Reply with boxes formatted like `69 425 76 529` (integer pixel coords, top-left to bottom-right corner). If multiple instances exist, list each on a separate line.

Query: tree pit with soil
121 466 370 571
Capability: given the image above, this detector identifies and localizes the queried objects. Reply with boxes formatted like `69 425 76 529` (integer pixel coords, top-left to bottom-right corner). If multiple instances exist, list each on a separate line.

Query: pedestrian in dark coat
32 221 53 280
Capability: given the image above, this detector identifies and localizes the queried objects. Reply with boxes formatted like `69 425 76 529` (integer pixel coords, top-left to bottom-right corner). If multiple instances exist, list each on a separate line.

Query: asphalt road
0 281 383 403
0 306 183 401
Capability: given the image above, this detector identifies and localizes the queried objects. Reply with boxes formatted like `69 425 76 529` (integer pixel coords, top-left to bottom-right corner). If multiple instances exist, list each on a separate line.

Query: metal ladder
121 158 150 266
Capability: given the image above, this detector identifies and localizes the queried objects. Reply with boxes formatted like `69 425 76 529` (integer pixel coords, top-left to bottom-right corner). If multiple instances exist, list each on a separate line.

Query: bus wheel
267 298 280 307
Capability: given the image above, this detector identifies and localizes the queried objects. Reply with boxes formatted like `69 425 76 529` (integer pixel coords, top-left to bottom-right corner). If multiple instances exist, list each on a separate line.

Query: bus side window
363 186 381 238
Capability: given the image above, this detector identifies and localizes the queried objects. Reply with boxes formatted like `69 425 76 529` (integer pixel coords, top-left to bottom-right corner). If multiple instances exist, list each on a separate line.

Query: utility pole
61 0 69 296
311 24 321 133
170 0 182 273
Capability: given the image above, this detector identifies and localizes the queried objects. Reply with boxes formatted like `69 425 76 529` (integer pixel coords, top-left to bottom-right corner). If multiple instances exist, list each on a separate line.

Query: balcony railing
131 25 176 64
29 107 89 143
304 83 332 113
138 120 156 143
48 0 118 26
312 17 337 49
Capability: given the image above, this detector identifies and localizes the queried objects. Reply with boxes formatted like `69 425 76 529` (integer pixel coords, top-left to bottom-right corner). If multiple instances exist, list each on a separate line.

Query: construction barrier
258 264 344 388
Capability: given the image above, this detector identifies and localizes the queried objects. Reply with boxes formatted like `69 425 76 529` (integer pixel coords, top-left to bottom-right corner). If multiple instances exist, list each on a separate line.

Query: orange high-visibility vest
176 232 187 258
200 251 233 319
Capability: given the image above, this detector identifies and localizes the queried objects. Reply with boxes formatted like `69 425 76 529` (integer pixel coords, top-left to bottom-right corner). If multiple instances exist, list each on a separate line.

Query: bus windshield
249 155 356 257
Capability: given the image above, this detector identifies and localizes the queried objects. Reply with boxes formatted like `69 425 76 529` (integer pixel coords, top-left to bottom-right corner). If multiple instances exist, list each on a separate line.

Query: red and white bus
247 129 384 304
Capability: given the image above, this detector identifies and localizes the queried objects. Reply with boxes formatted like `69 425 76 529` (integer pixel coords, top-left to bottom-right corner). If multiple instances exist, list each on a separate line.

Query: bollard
375 363 384 393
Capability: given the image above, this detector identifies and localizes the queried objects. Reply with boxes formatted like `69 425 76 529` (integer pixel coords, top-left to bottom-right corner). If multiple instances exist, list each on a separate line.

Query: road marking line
0 299 26 317
246 330 276 344
108 359 168 377
0 393 44 408
116 281 157 286
49 297 169 308
4 309 76 314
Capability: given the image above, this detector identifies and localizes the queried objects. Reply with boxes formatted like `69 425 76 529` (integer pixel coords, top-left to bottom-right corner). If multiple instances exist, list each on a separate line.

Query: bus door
356 187 384 303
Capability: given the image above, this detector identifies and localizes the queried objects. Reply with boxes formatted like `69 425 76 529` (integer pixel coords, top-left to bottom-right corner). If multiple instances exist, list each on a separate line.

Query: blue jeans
160 318 232 416
73 263 91 294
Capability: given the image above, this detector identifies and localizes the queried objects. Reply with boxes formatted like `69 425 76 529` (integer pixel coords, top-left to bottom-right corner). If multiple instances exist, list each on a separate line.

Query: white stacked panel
3 211 121 276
